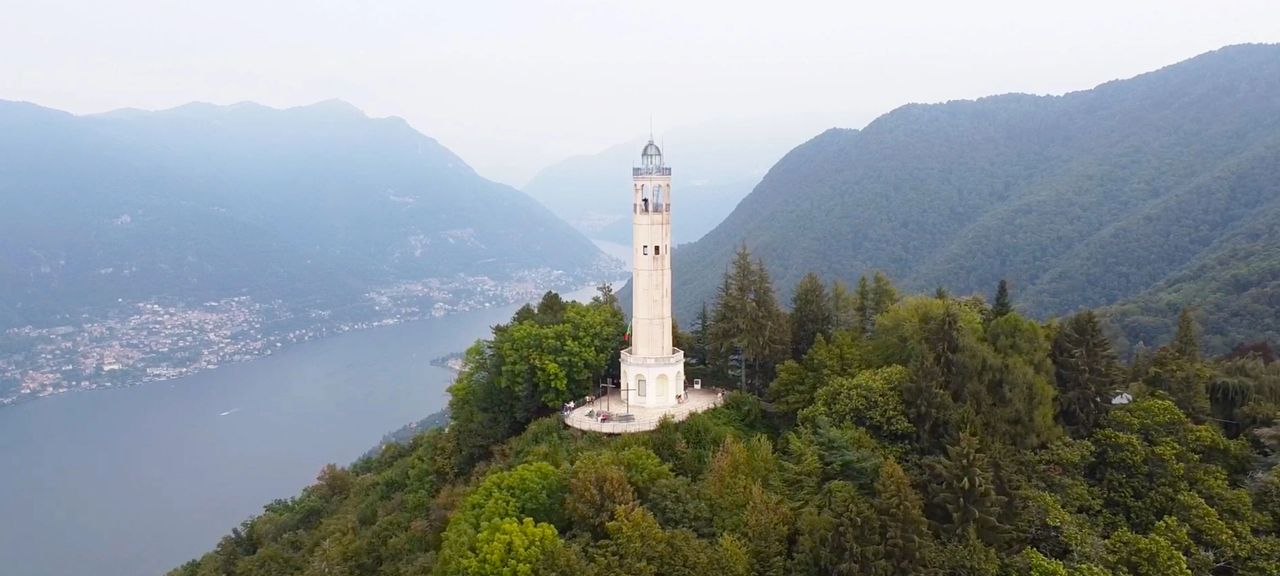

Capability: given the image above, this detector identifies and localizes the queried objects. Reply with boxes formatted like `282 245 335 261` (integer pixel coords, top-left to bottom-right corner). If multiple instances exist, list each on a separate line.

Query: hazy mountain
661 44 1280 353
522 121 812 244
0 99 610 328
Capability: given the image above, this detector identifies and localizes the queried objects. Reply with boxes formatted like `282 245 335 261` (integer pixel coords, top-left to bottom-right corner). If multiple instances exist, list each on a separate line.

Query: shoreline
0 280 621 410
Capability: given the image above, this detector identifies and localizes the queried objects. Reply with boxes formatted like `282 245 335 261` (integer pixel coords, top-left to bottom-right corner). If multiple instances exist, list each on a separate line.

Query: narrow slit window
642 245 648 255
655 246 660 255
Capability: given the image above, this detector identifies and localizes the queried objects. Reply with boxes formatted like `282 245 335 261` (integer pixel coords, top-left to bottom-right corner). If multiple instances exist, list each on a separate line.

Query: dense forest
662 44 1280 354
173 247 1280 576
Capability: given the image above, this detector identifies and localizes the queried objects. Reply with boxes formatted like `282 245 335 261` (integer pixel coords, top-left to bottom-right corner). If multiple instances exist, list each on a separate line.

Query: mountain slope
664 44 1280 352
0 100 609 328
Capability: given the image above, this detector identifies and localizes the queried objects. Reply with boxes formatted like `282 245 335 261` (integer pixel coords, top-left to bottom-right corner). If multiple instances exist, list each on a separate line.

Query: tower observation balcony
633 166 672 177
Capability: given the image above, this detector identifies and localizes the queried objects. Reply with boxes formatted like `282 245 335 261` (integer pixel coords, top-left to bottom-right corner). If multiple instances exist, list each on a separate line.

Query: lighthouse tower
621 139 685 408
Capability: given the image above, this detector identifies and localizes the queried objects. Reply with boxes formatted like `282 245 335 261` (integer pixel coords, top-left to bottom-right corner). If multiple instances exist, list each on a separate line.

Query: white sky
1 0 1277 186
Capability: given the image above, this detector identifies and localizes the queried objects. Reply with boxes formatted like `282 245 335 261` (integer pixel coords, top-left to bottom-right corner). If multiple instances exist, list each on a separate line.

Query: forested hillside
664 44 1280 353
0 99 608 328
172 254 1280 576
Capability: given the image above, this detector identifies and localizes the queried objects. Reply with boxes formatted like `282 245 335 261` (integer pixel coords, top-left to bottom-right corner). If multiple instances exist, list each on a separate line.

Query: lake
0 284 605 576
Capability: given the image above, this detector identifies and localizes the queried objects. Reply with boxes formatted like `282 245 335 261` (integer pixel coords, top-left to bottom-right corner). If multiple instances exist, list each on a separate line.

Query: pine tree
854 275 873 335
708 245 789 392
1050 311 1121 438
790 272 833 360
991 279 1012 319
929 434 1005 546
875 459 930 575
870 272 899 318
691 301 711 366
1172 307 1201 362
830 280 856 333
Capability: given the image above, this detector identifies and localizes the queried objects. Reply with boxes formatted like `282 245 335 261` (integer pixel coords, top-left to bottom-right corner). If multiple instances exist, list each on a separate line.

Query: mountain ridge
0 98 610 329
660 43 1280 352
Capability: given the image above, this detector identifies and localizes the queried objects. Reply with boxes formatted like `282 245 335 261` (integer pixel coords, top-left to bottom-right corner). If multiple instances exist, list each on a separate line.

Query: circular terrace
563 386 724 434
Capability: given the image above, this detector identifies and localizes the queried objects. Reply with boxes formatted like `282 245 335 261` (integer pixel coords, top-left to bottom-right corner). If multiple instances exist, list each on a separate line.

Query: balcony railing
635 202 670 214
633 166 672 177
620 347 684 365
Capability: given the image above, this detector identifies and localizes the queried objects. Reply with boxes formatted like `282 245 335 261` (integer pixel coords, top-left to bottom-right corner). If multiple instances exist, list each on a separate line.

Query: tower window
642 245 648 255
654 246 660 255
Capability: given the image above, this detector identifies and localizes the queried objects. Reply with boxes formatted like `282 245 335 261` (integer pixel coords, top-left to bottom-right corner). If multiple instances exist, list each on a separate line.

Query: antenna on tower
649 115 653 141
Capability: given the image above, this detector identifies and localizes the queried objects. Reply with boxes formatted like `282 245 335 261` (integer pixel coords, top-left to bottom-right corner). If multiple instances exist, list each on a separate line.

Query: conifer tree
991 279 1012 319
929 434 1005 545
870 272 899 318
790 272 833 360
690 301 711 366
1050 311 1121 438
854 275 873 335
710 246 789 391
1172 307 1201 362
829 280 856 333
875 459 930 575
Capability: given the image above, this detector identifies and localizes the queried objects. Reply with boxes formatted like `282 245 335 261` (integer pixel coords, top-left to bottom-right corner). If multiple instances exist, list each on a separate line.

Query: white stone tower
621 139 685 408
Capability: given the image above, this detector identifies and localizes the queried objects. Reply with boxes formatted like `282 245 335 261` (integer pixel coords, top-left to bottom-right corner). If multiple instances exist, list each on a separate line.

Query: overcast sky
1 1 1277 186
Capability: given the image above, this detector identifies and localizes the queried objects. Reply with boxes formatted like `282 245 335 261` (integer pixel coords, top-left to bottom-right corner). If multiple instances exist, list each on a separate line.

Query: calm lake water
0 284 604 576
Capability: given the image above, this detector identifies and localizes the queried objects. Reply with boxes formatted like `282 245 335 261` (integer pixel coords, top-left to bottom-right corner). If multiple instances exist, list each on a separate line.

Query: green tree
1172 307 1201 362
830 280 857 333
1104 529 1192 576
991 279 1012 319
874 459 930 575
454 517 571 576
1051 311 1121 438
1143 348 1212 420
709 246 790 392
790 272 833 360
565 459 636 536
854 275 874 335
690 301 711 366
869 272 900 319
928 434 1005 545
799 365 915 445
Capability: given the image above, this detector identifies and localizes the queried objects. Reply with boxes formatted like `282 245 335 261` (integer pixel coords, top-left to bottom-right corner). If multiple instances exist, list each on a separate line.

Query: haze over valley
3 3 1280 576
0 100 618 405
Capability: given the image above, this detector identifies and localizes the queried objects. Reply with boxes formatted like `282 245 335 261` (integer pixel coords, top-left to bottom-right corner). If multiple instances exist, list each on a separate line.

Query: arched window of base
656 374 670 399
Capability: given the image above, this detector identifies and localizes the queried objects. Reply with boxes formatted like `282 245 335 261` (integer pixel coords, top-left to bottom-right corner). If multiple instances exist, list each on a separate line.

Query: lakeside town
0 268 608 406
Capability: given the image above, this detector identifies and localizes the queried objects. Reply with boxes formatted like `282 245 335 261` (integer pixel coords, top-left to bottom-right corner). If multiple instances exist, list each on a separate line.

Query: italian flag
624 322 632 342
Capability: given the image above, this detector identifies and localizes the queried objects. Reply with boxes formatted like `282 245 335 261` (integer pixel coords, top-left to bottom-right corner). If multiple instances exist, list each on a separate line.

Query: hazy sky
1 1 1277 185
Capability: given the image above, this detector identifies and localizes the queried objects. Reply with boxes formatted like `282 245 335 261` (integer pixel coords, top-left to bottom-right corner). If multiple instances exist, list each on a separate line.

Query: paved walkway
563 387 724 433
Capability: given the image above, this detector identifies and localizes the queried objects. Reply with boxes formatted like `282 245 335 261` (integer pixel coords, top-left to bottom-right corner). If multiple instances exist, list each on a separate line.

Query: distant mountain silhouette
0 100 609 327
661 44 1280 353
523 121 811 244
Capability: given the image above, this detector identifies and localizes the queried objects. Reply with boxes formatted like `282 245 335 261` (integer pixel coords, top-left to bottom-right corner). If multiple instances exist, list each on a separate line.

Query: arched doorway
657 374 669 401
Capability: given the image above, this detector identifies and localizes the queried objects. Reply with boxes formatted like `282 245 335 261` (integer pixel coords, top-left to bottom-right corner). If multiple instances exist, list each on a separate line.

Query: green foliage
708 245 790 392
875 459 931 574
1052 312 1122 438
172 281 1280 576
789 272 833 360
450 517 569 576
800 365 914 445
992 279 1013 319
928 434 1006 545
